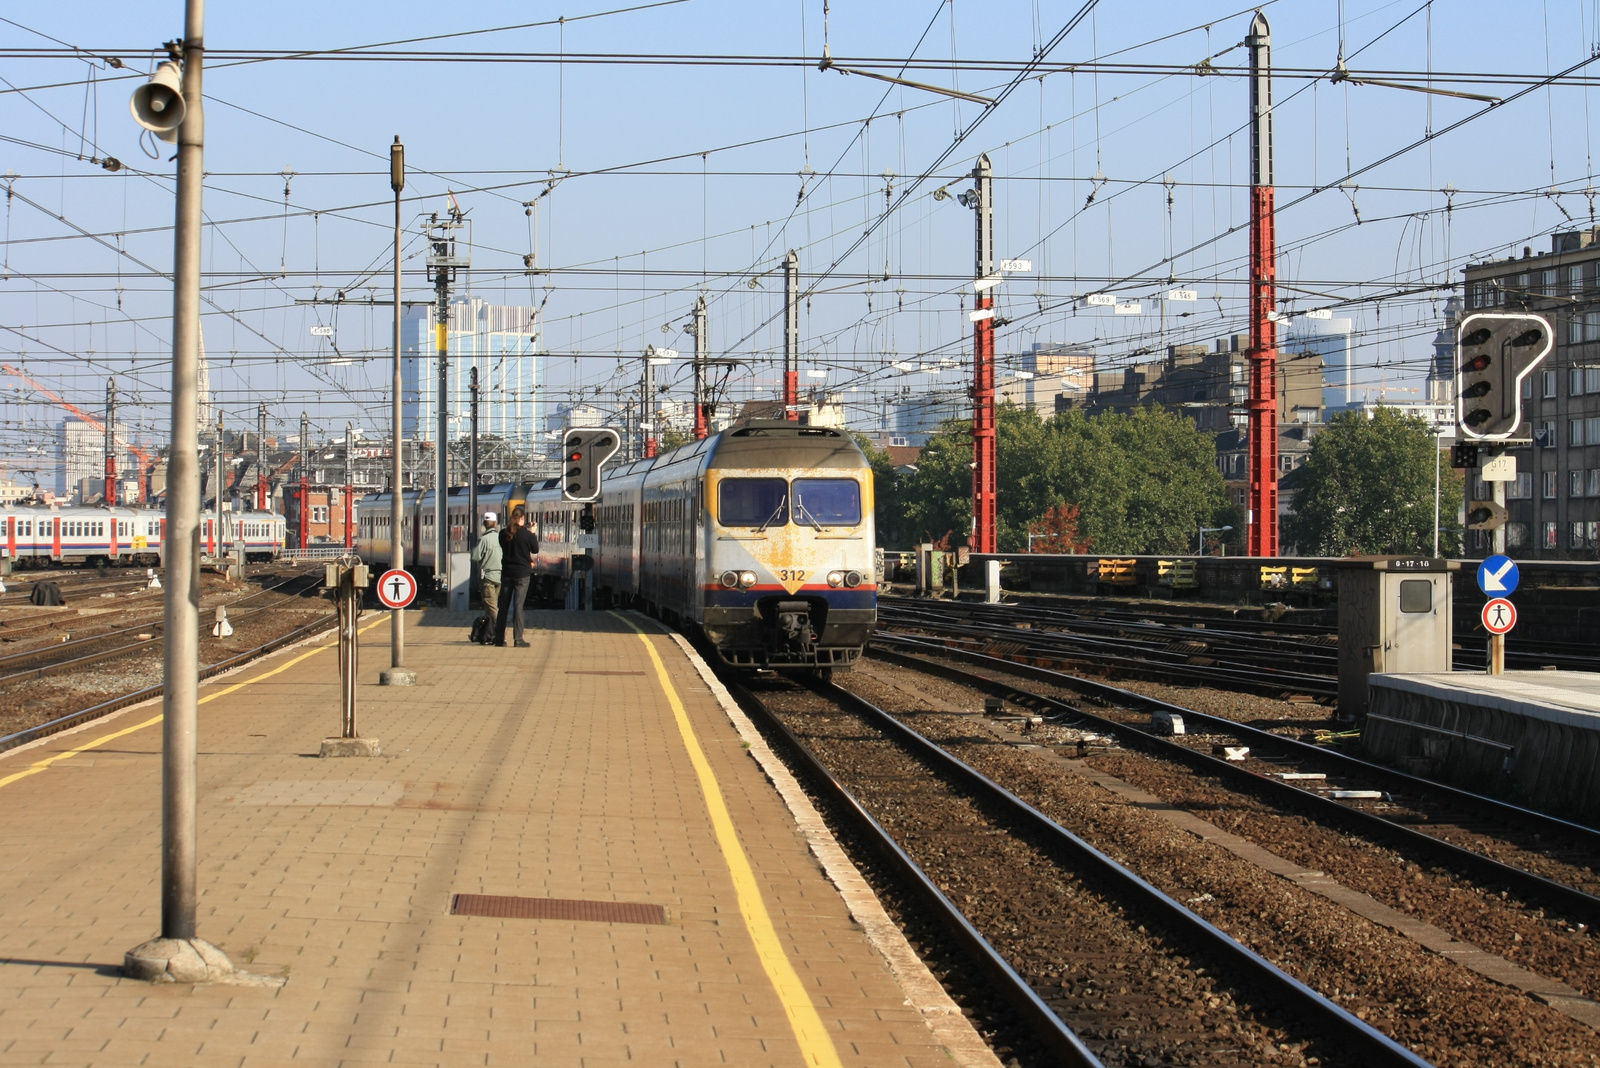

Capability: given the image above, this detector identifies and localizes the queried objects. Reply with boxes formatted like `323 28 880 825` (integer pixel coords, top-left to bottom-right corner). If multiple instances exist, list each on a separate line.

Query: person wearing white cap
471 511 502 638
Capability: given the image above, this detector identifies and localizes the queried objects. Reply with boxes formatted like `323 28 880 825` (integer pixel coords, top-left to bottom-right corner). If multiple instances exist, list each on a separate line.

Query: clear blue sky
0 0 1593 466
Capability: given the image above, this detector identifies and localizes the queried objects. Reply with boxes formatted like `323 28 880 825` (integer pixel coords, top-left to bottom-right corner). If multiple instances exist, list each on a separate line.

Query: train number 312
778 568 807 582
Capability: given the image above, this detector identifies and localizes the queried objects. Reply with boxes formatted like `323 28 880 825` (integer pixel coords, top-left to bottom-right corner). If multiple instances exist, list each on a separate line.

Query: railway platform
0 608 992 1067
1365 670 1600 822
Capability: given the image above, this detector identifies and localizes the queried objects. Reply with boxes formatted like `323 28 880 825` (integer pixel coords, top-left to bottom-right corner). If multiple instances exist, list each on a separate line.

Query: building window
1590 469 1600 496
1574 470 1587 497
1522 376 1535 400
1590 521 1600 547
1573 419 1586 447
1575 367 1588 396
1572 263 1586 293
1544 470 1559 498
1544 268 1558 294
1509 472 1534 499
1507 522 1529 548
312 505 328 523
1545 521 1559 548
1544 369 1559 398
1589 367 1600 393
1572 521 1588 549
1538 420 1556 447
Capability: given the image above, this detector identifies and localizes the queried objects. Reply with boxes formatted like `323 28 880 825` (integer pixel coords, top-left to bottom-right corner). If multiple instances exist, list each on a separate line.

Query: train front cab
697 425 876 671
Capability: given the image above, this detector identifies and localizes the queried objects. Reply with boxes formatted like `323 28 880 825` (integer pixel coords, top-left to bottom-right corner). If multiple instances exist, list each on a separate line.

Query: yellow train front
523 419 877 672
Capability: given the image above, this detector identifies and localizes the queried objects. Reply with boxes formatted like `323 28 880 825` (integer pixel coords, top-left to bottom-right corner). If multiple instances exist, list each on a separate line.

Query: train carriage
0 504 283 568
353 420 877 672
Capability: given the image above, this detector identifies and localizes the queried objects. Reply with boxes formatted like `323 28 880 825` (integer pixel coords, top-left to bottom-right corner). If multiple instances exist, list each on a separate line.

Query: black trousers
494 575 531 645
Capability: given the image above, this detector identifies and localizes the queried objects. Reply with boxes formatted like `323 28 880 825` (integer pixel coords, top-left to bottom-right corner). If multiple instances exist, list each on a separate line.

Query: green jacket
471 528 503 583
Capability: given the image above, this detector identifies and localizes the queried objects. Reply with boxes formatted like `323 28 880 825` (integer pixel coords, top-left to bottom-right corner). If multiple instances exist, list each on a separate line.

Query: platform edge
660 624 1005 1068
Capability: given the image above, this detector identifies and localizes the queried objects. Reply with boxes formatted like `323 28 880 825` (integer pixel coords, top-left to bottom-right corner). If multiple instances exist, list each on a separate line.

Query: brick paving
0 609 971 1067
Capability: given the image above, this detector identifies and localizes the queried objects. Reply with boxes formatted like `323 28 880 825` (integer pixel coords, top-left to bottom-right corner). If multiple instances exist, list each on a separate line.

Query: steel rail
725 678 1104 1067
0 567 324 679
877 612 1339 698
752 675 1434 1067
0 612 337 756
872 636 1600 925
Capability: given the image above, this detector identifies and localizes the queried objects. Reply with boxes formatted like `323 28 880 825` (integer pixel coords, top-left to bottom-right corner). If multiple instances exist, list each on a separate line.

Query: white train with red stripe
0 504 285 568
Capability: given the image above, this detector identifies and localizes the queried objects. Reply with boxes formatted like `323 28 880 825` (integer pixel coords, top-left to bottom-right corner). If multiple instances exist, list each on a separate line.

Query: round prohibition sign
376 568 418 609
1481 597 1517 635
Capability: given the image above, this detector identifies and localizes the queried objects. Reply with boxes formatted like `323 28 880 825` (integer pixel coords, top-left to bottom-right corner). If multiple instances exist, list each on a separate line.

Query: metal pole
215 411 224 558
1440 428 1452 559
343 421 354 549
1491 475 1506 674
298 411 309 550
1246 10 1279 558
386 137 408 681
971 153 997 555
692 296 708 440
783 249 799 420
105 378 117 507
434 262 449 598
468 365 479 548
256 401 268 511
642 350 658 458
149 0 220 970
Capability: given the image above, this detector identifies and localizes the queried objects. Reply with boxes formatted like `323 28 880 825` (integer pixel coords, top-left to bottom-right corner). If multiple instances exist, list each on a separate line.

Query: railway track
873 634 1600 916
732 671 1435 1067
0 566 325 684
0 611 338 756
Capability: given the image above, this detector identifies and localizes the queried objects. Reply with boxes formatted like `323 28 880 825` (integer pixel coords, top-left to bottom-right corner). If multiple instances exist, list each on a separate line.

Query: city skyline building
402 296 540 447
1284 316 1354 410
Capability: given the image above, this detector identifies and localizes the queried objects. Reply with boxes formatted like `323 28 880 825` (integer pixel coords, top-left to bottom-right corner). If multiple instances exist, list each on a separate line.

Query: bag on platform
469 616 493 645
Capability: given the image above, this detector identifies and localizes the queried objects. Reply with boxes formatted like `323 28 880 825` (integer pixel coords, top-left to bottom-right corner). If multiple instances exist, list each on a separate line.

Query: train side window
792 479 862 526
719 478 789 527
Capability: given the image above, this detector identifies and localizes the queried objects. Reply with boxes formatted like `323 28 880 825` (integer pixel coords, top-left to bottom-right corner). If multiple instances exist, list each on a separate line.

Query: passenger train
0 504 286 568
354 420 877 671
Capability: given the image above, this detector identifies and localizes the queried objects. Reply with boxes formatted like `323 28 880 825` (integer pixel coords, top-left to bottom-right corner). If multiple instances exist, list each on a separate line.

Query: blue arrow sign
1477 554 1519 596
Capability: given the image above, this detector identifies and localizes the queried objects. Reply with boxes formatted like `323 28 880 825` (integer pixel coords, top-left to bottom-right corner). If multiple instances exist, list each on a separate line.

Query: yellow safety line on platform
0 614 388 793
617 614 842 1068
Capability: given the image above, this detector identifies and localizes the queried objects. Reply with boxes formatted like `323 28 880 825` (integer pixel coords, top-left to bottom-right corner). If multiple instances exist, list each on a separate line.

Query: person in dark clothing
494 504 539 647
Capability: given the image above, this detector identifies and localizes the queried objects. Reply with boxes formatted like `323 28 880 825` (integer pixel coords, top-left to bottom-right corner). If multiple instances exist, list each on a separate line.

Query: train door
5 515 13 561
51 516 61 560
109 515 119 558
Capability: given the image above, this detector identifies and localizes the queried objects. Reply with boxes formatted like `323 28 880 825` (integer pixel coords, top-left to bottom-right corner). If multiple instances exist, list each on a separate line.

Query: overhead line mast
1246 10 1278 559
970 154 997 556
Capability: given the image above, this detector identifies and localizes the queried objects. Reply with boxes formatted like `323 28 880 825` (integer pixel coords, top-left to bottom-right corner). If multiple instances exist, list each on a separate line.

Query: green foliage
896 403 1231 553
1282 407 1462 557
852 434 904 547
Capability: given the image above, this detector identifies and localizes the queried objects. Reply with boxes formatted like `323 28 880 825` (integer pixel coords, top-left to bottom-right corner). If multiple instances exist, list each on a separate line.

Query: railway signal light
1450 443 1480 469
561 427 620 502
1455 311 1553 440
1466 500 1509 531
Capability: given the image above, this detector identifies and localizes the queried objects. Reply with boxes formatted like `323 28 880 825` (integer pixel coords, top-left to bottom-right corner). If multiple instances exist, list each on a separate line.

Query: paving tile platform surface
0 608 966 1067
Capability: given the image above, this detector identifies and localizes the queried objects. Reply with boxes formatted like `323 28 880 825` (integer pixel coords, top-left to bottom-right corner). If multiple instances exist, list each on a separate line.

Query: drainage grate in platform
450 894 665 925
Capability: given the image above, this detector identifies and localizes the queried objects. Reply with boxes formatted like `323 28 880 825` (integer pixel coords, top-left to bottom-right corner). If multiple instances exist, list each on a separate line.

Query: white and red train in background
0 504 285 568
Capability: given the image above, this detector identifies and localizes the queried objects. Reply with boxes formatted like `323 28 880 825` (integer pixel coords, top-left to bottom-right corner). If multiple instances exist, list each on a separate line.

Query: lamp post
381 137 414 685
1199 524 1234 557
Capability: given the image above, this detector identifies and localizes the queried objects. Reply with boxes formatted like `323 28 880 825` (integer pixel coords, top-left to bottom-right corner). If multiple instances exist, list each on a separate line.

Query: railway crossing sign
376 568 417 609
1481 597 1518 635
1476 554 1520 596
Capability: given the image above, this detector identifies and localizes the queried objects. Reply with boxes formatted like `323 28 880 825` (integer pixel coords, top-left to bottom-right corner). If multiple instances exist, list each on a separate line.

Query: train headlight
844 570 862 588
719 570 739 589
826 570 844 587
738 570 757 588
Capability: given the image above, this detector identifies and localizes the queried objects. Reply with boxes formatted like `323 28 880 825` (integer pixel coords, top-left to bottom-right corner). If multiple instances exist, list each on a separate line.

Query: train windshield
719 478 789 527
792 479 861 527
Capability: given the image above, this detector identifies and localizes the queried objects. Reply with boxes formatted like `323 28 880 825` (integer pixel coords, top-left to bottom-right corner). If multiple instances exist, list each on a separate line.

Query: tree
853 434 905 548
897 403 1231 553
1027 503 1092 553
1282 407 1463 557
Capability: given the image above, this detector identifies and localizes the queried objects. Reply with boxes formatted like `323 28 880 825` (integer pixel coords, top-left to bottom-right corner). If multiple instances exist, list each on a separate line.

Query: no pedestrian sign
1481 597 1517 635
1476 554 1519 596
376 569 417 609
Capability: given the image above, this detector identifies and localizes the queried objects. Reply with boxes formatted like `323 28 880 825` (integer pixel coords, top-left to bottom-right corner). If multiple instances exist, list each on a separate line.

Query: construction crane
1 363 157 499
